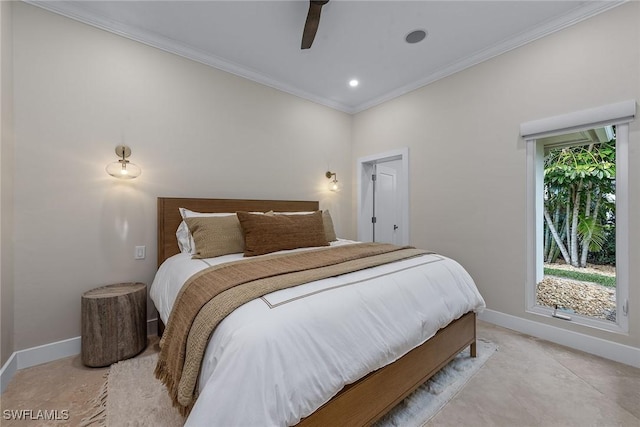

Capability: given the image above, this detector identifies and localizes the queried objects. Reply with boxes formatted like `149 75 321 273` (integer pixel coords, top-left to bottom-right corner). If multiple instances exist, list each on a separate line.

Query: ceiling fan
301 0 329 49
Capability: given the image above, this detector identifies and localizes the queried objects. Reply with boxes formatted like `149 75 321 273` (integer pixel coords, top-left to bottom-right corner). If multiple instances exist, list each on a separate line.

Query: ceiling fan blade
301 0 328 50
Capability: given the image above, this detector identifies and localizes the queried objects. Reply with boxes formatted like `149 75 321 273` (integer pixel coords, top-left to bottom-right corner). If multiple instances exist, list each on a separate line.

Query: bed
151 197 485 426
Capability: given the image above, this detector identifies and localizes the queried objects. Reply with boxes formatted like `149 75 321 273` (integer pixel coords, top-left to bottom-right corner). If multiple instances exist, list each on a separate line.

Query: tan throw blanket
154 242 429 415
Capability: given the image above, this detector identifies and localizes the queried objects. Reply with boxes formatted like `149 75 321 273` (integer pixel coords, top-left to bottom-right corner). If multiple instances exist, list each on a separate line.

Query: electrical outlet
135 246 146 260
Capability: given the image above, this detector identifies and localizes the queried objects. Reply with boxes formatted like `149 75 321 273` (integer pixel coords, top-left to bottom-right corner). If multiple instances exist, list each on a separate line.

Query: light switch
135 246 146 260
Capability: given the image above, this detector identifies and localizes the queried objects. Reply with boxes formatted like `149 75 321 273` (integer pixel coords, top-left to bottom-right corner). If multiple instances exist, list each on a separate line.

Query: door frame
356 148 409 245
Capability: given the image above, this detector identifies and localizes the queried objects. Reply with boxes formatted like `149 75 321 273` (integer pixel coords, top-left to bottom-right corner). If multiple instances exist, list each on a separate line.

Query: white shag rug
85 339 496 426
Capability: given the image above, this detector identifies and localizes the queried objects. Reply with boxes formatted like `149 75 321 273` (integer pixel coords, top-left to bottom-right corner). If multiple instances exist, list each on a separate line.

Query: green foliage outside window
543 138 616 268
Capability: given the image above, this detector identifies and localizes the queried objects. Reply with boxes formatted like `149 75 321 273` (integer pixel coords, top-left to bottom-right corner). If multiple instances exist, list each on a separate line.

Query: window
538 128 617 322
522 101 634 333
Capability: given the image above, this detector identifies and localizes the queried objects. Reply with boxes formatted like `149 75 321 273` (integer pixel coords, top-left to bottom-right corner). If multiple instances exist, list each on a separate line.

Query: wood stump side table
81 282 147 367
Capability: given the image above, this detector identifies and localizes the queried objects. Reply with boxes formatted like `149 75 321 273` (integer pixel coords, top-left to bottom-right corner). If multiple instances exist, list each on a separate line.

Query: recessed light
349 79 359 87
405 29 427 44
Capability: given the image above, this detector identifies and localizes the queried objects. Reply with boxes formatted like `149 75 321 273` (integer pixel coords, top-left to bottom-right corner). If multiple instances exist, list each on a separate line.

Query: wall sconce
326 171 340 192
106 145 141 179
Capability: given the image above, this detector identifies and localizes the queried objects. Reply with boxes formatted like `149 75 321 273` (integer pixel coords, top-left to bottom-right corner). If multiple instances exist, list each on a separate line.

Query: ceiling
28 1 623 114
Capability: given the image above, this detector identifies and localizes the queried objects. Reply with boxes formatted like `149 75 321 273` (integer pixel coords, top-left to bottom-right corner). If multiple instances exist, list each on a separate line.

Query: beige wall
1 0 15 366
352 2 640 347
11 2 352 350
5 1 639 357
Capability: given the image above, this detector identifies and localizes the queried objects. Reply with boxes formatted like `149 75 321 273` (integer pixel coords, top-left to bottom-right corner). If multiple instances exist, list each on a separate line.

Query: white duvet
150 240 485 426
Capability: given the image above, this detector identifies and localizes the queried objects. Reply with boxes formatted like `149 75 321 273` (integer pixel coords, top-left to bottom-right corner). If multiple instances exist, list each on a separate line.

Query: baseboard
1 336 79 395
17 336 82 371
0 318 159 393
4 311 636 393
0 352 17 394
478 309 640 368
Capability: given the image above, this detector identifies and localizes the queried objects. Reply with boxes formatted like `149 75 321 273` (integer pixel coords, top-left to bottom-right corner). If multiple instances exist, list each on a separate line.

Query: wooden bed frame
156 197 477 426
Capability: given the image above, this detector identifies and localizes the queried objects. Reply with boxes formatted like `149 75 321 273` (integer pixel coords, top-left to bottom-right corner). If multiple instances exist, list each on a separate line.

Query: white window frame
522 100 635 334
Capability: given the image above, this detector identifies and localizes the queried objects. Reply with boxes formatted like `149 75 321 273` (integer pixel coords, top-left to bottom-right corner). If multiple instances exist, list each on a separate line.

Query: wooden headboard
157 197 319 267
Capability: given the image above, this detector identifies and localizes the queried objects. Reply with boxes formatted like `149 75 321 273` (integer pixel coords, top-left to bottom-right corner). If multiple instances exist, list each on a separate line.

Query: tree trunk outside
580 195 601 267
544 207 571 265
565 202 571 258
570 183 583 267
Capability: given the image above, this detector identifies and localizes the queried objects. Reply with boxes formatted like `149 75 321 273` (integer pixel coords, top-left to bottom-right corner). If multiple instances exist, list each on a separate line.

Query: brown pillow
185 216 244 259
236 211 329 257
322 210 337 242
269 210 337 241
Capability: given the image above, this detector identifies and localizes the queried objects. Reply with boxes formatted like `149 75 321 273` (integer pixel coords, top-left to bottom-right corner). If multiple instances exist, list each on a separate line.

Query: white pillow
176 209 235 254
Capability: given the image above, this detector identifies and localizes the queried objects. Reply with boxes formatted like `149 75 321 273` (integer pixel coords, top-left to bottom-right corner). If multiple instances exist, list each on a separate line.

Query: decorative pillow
176 210 235 254
271 211 315 215
176 209 269 253
272 210 337 242
184 216 245 258
236 211 329 257
322 210 337 242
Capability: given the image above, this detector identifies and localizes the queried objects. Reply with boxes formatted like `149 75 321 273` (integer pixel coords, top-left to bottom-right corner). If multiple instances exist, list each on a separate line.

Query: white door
374 162 400 244
357 148 409 245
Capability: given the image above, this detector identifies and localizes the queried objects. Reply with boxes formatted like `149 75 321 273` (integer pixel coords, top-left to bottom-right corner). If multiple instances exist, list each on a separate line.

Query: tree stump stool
81 282 147 367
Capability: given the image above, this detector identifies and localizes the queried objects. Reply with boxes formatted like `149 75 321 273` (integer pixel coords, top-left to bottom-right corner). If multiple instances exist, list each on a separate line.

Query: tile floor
428 323 640 427
1 321 638 426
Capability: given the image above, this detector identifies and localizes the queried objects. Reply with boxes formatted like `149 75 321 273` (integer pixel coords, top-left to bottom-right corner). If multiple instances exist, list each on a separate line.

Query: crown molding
353 0 626 113
25 0 625 115
24 0 355 113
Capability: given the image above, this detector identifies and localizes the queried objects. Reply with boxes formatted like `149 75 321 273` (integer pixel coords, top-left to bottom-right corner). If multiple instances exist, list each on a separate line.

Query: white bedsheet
150 240 485 426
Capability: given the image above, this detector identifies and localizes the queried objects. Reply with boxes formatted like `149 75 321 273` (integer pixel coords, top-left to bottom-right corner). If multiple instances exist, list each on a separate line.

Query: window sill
526 305 629 335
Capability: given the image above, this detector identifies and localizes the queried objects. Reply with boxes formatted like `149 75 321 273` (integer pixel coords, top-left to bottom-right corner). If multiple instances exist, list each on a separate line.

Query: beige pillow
176 210 235 254
322 210 337 242
185 216 244 259
237 210 329 257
